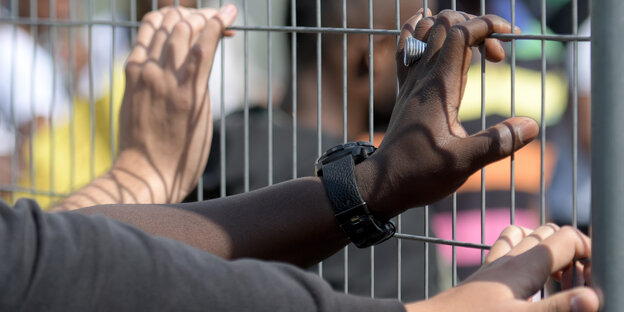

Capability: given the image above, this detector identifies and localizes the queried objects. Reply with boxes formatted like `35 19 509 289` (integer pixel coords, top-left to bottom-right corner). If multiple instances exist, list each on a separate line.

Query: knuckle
437 9 456 17
503 225 523 234
140 62 162 85
448 25 468 41
142 11 161 24
164 8 182 23
158 6 173 16
124 63 141 82
544 222 561 231
437 10 465 23
559 226 578 236
172 21 190 36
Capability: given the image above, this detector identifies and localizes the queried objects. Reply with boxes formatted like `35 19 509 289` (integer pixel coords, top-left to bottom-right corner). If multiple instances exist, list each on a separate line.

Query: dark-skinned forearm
76 176 354 268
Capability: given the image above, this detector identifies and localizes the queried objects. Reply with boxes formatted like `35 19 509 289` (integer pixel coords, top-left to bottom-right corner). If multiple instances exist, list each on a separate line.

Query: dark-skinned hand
355 10 540 218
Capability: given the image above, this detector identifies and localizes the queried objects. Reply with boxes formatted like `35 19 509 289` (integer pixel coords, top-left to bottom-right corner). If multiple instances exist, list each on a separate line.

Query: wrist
112 149 171 204
354 155 398 220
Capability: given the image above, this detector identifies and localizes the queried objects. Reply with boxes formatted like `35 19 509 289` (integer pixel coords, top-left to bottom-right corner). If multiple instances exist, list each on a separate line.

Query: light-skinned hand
406 224 599 312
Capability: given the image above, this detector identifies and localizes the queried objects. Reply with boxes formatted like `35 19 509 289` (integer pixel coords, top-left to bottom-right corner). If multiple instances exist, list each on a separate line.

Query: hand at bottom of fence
405 224 599 312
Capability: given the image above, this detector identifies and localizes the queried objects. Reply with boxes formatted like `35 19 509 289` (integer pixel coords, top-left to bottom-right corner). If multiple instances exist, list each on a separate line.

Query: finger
527 287 599 312
519 226 591 277
420 10 471 64
454 117 539 175
148 8 189 61
582 259 591 286
397 9 426 85
485 225 530 264
482 38 505 62
128 10 165 63
481 25 520 62
163 12 209 70
185 4 238 88
561 261 586 290
436 14 515 76
412 15 435 43
506 223 560 257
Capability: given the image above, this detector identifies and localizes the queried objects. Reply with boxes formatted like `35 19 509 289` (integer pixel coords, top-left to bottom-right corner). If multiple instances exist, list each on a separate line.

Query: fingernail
219 4 236 18
417 8 424 13
571 295 585 312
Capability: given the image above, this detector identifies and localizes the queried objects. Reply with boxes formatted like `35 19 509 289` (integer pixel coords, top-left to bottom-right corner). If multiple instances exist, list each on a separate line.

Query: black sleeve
0 199 405 312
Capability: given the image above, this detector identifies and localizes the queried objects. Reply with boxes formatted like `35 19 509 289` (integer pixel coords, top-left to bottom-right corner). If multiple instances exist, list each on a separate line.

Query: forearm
51 150 170 211
76 176 350 267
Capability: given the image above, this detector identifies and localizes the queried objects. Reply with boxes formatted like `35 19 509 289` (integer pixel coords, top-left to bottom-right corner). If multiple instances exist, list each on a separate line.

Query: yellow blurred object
14 62 126 209
460 62 568 126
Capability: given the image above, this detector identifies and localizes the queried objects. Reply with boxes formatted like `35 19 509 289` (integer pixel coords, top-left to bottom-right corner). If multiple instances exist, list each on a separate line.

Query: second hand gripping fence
0 0 616 308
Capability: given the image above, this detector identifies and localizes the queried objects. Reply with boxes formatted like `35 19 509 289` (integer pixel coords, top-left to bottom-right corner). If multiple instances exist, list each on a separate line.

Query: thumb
528 287 599 312
455 117 538 173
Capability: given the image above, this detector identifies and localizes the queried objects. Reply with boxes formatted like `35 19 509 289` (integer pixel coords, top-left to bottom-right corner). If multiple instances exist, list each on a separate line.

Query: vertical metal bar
195 0 203 201
152 0 157 10
451 0 459 285
174 0 179 7
342 0 349 295
343 0 348 144
267 0 273 187
395 0 401 300
368 0 374 298
452 192 457 286
451 0 459 284
49 0 57 200
479 0 486 265
316 0 322 159
368 0 374 144
424 205 429 299
243 0 249 193
9 0 17 204
539 0 547 296
291 0 297 180
570 0 580 289
509 0 516 224
69 0 76 192
572 0 579 229
539 0 546 226
219 0 226 197
89 0 95 181
592 1 624 309
130 0 137 43
109 0 116 162
316 0 323 279
423 0 430 300
29 0 37 191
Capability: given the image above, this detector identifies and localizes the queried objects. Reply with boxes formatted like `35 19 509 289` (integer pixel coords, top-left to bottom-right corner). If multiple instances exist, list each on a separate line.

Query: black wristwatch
315 142 395 248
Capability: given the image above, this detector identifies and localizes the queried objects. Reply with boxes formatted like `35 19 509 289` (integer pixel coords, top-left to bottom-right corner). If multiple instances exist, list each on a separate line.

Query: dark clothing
0 198 404 312
186 107 439 301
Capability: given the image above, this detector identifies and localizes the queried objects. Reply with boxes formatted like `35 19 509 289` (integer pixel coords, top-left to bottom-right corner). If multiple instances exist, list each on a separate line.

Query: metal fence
0 0 615 309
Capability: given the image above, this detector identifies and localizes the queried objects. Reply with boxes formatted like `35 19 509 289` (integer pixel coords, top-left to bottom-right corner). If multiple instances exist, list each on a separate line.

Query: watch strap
322 155 365 215
321 153 395 248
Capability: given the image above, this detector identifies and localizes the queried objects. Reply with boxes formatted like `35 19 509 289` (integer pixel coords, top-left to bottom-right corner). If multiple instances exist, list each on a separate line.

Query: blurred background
0 0 590 301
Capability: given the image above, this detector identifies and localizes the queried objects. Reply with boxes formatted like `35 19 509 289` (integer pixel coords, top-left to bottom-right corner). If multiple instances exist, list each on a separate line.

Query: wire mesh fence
0 0 606 306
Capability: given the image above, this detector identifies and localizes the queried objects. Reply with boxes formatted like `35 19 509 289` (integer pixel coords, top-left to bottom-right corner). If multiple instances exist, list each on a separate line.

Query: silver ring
403 37 427 67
